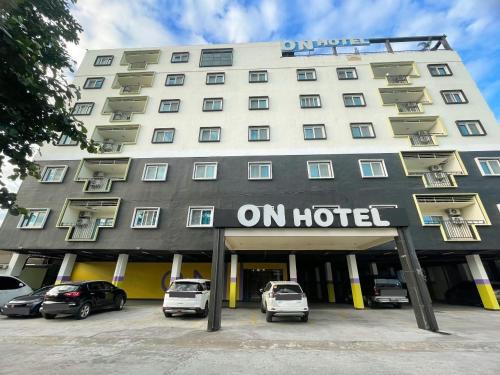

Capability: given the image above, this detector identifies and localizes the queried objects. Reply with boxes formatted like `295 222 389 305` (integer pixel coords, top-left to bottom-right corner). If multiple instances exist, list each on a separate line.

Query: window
297 69 316 81
248 126 270 141
152 128 175 143
56 134 77 146
203 98 223 111
307 161 334 179
249 70 268 83
83 77 104 89
428 64 452 76
441 90 468 104
206 73 225 85
300 95 321 108
165 74 185 86
350 123 375 138
359 160 388 178
159 99 180 113
17 209 49 229
187 206 214 227
337 67 358 80
476 158 500 176
131 208 160 228
249 96 269 110
171 52 189 63
193 162 218 180
248 162 272 180
423 215 443 225
343 93 366 107
199 127 221 142
142 163 168 181
94 55 113 66
40 166 67 183
200 49 233 67
71 102 94 115
456 120 485 136
303 125 326 140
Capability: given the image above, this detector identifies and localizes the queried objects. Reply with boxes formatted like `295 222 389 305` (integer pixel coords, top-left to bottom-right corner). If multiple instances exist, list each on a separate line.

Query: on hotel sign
281 38 370 53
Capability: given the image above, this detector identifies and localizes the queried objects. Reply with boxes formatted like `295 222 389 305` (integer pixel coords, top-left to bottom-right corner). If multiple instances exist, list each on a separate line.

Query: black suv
42 281 127 320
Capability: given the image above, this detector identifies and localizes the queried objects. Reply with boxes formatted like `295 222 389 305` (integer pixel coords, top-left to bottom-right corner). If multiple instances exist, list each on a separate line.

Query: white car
0 275 33 309
163 279 210 317
260 281 309 322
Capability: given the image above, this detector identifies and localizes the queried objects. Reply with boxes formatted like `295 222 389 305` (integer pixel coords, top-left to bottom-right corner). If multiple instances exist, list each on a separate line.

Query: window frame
165 74 185 86
158 99 180 113
307 160 334 179
17 208 50 229
337 67 358 80
428 64 453 77
248 96 269 110
94 55 114 66
299 95 321 108
152 128 175 144
142 163 168 182
83 77 105 89
202 97 223 112
71 102 94 116
198 127 221 142
171 52 189 63
248 161 273 180
248 126 270 142
303 124 326 140
343 93 366 107
475 157 500 176
199 48 233 67
358 159 388 178
131 207 160 229
206 72 225 85
456 120 486 137
350 123 376 139
192 162 218 180
297 69 317 81
249 70 268 83
56 134 78 146
40 165 68 183
441 90 468 104
186 206 215 227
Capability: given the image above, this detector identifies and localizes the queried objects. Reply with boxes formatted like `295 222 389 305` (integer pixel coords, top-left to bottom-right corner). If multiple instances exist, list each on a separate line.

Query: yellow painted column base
351 283 364 309
229 282 237 308
327 282 336 303
476 283 500 310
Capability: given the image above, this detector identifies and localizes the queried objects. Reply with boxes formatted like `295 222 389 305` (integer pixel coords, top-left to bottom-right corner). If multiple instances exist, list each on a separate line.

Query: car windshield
169 282 200 292
375 279 402 288
46 285 80 295
273 284 302 294
30 286 53 296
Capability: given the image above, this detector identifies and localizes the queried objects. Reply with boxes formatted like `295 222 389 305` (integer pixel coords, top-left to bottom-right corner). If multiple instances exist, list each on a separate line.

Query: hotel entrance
242 267 284 301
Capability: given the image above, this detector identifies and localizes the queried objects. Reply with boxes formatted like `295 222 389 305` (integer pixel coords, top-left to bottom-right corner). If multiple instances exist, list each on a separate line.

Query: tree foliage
0 0 96 215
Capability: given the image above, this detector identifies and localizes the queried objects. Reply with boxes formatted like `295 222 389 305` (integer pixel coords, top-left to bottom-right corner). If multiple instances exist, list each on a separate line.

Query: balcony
401 151 467 188
91 125 139 154
371 62 418 86
75 158 130 193
379 87 431 114
102 96 147 122
120 50 160 70
414 194 490 241
112 72 154 95
57 198 120 241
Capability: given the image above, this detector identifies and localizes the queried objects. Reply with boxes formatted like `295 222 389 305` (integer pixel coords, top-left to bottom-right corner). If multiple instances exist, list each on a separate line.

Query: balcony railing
423 172 454 188
387 75 409 85
111 112 132 121
410 134 436 146
121 84 141 94
397 102 422 113
441 220 476 240
98 142 123 154
67 219 98 241
85 177 111 192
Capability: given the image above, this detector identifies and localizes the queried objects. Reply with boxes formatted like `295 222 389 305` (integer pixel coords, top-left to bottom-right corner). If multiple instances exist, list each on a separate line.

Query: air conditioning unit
429 165 443 172
0 264 8 270
451 216 465 224
447 208 461 216
76 211 92 226
102 139 115 152
417 130 430 136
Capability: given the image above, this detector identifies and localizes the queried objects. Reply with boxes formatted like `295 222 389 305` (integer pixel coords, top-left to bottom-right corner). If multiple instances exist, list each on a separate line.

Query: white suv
0 275 32 309
260 281 309 322
163 279 210 318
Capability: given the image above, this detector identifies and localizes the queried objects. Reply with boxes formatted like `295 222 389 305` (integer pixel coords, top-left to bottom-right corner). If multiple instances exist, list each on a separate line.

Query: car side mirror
258 288 264 294
19 283 24 288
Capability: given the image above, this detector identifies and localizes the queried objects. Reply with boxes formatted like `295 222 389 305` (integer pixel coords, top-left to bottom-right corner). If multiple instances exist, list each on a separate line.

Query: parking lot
1 301 500 374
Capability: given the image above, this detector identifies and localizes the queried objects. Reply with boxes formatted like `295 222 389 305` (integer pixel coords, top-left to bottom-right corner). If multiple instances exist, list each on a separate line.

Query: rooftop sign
281 39 370 53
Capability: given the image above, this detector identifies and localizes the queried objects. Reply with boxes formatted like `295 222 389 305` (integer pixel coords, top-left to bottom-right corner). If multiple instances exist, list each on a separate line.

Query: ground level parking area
0 301 499 374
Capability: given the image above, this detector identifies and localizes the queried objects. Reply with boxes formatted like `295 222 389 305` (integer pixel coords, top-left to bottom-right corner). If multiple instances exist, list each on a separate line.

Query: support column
5 253 29 277
55 253 77 284
325 262 335 303
170 254 183 283
112 254 129 288
395 227 439 332
289 254 297 282
347 254 364 309
314 267 323 300
207 229 225 332
229 254 238 308
466 254 500 310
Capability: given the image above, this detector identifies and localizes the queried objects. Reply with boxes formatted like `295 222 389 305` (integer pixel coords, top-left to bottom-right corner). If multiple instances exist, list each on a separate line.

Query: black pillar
207 228 225 332
395 227 439 332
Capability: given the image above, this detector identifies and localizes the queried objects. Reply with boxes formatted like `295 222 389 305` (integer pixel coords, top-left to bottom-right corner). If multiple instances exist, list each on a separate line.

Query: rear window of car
0 276 24 290
273 284 302 294
375 279 402 288
169 282 203 292
31 286 53 296
46 285 80 295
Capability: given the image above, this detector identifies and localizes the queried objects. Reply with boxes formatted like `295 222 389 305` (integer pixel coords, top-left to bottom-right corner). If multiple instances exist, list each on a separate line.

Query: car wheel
260 302 266 313
265 311 273 322
76 302 91 320
201 302 209 318
164 312 173 318
114 295 125 311
43 313 56 320
301 313 309 322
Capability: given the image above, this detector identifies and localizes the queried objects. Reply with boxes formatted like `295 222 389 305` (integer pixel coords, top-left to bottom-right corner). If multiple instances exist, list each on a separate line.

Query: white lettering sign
281 38 370 53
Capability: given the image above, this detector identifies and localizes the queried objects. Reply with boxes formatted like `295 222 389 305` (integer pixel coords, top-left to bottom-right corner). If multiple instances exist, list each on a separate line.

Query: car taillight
374 287 380 296
64 291 81 298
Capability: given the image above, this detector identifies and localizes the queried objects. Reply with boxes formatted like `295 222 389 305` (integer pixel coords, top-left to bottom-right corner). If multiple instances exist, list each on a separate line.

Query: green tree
0 0 96 215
